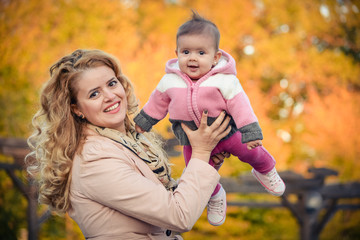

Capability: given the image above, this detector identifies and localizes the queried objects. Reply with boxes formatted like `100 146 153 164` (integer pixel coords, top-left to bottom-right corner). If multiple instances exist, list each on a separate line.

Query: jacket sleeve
222 75 263 143
79 140 220 232
134 77 171 131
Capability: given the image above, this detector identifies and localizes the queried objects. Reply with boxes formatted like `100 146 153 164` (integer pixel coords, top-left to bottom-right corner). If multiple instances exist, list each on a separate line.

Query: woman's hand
182 111 231 162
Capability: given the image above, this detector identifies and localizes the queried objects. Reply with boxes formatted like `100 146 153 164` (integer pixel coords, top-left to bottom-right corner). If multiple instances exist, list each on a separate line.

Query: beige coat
68 129 220 239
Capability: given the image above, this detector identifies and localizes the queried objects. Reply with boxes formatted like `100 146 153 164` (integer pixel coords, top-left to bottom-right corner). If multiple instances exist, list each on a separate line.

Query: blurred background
1 0 359 239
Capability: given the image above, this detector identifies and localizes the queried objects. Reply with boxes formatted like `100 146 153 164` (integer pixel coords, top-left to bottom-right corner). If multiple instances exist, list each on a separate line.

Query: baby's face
176 33 221 81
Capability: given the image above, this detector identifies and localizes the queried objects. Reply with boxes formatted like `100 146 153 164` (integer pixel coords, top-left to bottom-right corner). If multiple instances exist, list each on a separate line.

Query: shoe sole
251 169 285 197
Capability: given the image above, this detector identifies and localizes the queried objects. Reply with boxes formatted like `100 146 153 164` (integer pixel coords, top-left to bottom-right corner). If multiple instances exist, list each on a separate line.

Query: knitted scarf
88 124 177 191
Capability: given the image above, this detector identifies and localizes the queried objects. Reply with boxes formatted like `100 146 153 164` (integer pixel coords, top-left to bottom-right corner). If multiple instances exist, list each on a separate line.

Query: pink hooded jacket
134 50 262 145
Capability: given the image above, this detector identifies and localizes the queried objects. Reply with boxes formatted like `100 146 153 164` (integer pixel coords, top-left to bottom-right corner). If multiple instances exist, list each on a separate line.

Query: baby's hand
246 140 262 150
135 124 145 133
211 151 230 171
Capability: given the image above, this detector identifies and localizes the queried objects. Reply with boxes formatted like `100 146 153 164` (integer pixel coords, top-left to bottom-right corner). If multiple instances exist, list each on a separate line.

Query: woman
26 49 231 239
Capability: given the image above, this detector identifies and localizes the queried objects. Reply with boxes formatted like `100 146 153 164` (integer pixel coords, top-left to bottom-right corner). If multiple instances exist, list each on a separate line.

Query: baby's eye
89 91 99 99
199 51 205 55
183 50 189 54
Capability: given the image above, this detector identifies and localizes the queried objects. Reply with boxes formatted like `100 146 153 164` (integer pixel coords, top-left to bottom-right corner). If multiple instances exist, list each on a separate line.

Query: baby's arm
221 75 263 143
134 75 172 132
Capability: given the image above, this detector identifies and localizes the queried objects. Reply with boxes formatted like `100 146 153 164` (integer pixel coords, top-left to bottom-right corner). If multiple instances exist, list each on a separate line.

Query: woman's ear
71 104 82 117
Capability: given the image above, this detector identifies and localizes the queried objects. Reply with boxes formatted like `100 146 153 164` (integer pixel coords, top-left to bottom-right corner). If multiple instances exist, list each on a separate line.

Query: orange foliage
1 0 359 176
304 85 360 180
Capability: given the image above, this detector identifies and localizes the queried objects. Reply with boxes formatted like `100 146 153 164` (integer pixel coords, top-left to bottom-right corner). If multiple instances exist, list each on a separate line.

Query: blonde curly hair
26 49 165 213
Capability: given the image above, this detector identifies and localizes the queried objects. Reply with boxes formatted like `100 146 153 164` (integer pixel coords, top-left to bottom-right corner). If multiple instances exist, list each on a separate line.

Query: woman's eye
109 80 118 87
89 91 99 98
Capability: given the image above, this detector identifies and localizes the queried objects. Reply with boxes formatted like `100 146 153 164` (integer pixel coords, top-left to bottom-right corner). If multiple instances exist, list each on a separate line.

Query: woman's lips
104 102 120 112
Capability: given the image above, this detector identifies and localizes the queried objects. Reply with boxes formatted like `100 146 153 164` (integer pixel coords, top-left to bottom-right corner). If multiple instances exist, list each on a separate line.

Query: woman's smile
104 102 120 113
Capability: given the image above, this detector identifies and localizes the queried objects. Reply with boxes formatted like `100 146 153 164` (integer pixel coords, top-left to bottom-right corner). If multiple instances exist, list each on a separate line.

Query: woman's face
72 65 128 133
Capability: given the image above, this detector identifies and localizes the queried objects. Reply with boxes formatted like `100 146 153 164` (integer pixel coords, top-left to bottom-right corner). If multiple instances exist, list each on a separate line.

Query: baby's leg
217 132 285 196
183 145 192 166
217 132 275 174
183 145 221 196
184 146 228 226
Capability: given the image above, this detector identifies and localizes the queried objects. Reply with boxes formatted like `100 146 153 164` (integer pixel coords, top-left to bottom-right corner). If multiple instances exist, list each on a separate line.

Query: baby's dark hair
176 10 220 50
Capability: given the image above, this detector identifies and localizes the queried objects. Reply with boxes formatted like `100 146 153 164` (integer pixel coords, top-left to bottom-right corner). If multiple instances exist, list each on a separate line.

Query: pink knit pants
183 131 276 196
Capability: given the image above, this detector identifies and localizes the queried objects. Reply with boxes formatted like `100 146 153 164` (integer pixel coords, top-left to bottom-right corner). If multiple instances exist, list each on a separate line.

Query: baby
134 11 285 226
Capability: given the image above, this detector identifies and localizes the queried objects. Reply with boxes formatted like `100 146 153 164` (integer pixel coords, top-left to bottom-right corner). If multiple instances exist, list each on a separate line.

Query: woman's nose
104 89 116 101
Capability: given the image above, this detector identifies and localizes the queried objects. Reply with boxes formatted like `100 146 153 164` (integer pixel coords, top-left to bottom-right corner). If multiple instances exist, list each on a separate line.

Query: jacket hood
165 49 237 77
